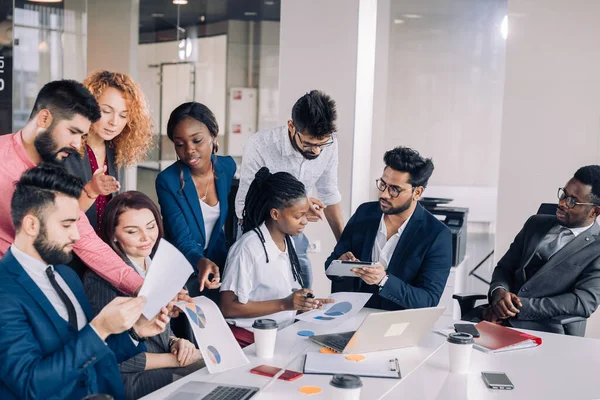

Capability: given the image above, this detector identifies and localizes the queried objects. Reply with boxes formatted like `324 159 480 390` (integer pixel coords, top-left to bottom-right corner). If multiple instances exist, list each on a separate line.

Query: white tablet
325 260 379 277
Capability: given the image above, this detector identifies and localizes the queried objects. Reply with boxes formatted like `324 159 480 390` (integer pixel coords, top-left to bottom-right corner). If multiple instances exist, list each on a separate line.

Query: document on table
138 239 194 319
174 296 249 374
295 292 372 324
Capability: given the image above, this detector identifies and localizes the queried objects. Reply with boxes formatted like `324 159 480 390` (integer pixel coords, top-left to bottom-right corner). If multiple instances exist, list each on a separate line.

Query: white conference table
141 309 447 399
142 310 600 400
381 323 600 400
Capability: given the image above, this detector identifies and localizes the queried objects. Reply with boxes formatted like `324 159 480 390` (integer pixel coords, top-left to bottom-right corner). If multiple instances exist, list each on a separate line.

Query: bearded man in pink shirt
0 80 146 294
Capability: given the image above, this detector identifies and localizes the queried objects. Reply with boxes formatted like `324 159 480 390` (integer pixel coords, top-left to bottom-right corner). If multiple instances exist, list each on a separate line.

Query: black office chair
452 203 587 337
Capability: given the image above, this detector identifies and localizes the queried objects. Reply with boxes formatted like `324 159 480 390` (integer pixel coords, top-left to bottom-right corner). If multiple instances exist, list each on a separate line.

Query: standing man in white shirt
235 90 344 288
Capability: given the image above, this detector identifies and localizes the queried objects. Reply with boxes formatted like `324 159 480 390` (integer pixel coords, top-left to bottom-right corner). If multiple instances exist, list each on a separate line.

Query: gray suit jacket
63 143 119 231
490 215 600 333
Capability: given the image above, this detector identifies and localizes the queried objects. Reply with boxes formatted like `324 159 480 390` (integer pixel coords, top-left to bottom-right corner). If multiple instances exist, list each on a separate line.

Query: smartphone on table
454 323 480 338
481 372 514 390
250 365 304 381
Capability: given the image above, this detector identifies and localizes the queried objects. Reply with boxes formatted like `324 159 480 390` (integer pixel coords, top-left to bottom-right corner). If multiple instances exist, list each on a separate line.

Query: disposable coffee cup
447 332 474 373
330 374 362 400
252 319 278 358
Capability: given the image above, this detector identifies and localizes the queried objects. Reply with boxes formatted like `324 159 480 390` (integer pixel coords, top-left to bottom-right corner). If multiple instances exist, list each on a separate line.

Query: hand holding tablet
325 259 380 277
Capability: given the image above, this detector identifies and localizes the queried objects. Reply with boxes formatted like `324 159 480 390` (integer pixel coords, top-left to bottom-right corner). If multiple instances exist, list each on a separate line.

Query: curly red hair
83 70 153 169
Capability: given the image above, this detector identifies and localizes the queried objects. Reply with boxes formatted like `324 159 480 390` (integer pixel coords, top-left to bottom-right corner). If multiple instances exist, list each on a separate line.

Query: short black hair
11 163 84 231
574 165 600 204
29 80 101 124
166 102 219 142
291 90 337 139
384 146 434 188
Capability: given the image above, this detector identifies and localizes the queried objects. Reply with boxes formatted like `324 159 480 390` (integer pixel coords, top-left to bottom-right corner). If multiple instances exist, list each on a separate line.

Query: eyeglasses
376 178 413 199
557 187 599 209
294 129 334 152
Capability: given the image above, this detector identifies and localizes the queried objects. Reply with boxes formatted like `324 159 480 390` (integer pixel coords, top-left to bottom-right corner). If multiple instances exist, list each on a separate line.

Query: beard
380 196 413 215
33 225 74 265
34 127 76 164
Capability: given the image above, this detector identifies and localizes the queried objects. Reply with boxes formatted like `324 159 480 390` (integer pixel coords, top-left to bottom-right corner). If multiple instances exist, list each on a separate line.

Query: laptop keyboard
325 336 350 350
204 386 255 400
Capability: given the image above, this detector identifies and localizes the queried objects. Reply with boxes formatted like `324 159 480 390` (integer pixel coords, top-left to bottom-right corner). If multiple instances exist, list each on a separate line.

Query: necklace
199 167 214 202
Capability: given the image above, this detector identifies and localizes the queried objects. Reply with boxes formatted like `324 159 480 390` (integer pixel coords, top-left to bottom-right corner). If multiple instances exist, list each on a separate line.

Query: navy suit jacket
155 156 236 276
325 202 453 311
0 249 145 400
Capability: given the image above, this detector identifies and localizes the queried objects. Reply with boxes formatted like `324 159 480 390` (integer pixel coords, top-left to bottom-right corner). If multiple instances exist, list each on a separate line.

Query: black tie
45 267 78 330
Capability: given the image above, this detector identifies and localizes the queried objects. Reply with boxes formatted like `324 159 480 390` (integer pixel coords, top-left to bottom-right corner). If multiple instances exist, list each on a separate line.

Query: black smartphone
481 372 514 390
454 323 480 338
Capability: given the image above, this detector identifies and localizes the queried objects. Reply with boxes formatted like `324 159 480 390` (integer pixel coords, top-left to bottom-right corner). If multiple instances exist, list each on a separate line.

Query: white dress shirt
200 199 220 249
371 213 413 270
220 223 301 329
11 244 87 331
126 255 152 278
235 125 341 219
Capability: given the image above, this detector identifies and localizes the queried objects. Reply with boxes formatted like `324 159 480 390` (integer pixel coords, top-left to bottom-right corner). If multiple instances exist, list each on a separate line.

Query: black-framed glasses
294 129 334 152
557 187 599 209
376 178 413 199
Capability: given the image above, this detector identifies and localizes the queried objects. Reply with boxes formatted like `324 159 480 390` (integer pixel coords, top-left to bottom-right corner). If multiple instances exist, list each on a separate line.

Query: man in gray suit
482 165 600 334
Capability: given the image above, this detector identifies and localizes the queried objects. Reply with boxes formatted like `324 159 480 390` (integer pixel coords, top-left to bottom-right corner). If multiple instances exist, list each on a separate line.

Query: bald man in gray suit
483 165 600 334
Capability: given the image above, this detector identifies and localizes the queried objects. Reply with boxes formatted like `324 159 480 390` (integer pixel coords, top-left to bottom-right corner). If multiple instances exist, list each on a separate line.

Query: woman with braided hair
219 167 334 347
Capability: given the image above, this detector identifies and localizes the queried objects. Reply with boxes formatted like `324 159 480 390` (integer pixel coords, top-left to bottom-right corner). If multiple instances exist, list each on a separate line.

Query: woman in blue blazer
155 102 236 303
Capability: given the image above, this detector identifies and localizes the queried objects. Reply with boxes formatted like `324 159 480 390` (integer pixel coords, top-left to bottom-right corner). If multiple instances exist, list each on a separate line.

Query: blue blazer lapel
55 265 94 322
213 156 228 243
387 203 425 271
180 161 206 242
3 250 73 336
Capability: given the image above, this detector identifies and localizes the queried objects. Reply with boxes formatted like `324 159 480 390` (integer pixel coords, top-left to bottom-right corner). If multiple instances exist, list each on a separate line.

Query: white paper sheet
294 292 372 324
175 297 249 374
138 239 194 319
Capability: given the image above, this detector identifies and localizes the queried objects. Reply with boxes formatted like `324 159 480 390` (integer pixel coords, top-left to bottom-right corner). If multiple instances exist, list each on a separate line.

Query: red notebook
474 321 542 353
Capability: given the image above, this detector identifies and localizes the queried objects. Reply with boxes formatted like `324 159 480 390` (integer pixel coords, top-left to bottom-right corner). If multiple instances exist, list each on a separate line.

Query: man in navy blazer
325 147 452 311
0 164 170 400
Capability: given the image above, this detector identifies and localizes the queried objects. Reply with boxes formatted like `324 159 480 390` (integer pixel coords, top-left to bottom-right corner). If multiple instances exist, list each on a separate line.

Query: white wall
378 0 506 223
279 0 361 297
495 0 600 258
258 21 280 131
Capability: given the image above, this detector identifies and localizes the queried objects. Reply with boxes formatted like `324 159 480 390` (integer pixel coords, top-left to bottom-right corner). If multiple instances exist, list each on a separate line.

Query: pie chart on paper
185 303 207 328
207 345 222 365
324 301 352 316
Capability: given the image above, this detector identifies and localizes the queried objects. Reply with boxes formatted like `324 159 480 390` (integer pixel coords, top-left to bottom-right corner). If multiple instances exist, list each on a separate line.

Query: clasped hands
338 252 387 285
483 288 522 324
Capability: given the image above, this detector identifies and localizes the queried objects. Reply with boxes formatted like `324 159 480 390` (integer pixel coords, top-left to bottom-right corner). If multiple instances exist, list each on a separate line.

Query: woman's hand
171 338 202 367
284 289 323 312
89 165 120 196
197 258 221 291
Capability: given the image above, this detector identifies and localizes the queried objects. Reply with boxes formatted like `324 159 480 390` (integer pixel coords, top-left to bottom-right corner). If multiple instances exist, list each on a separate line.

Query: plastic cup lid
330 374 363 389
252 319 278 330
447 332 474 344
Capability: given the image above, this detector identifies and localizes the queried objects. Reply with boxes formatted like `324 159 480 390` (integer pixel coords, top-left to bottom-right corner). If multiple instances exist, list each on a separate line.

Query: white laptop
309 306 446 354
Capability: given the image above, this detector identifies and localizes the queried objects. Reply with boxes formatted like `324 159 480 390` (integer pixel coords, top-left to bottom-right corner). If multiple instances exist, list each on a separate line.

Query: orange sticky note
319 347 339 354
345 354 366 362
299 386 322 395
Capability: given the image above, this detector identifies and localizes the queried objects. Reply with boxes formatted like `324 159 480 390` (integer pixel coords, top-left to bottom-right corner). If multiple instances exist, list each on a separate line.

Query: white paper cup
447 332 474 373
252 319 278 358
330 374 362 400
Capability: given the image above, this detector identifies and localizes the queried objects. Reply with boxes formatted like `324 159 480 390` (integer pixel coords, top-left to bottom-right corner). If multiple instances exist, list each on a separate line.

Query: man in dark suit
325 147 452 310
0 164 170 400
481 165 600 334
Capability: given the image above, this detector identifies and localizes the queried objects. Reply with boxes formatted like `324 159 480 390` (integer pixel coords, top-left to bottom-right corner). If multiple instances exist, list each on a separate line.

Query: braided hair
242 167 307 288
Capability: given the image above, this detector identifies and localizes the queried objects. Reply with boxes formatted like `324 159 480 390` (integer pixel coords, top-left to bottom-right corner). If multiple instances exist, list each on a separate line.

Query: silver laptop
166 381 259 400
310 306 446 354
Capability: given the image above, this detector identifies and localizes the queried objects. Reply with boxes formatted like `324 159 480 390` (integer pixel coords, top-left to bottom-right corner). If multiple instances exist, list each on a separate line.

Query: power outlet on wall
307 240 321 253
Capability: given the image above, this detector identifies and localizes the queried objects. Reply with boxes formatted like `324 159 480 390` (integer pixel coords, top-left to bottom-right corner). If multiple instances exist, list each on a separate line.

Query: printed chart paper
175 296 249 373
295 292 372 324
138 239 194 319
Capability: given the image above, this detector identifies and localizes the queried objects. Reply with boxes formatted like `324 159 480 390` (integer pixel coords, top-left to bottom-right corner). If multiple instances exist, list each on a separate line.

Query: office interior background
1 0 600 336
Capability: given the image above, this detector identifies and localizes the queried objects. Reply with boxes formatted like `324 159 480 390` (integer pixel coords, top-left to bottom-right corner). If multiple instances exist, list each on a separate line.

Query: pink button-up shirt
0 132 143 294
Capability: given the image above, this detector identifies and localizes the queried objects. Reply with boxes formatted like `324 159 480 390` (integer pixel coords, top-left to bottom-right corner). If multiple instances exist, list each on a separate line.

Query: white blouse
200 200 220 249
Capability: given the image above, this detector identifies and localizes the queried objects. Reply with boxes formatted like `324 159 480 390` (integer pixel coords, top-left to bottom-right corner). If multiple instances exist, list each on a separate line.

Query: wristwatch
378 274 389 291
128 328 147 342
